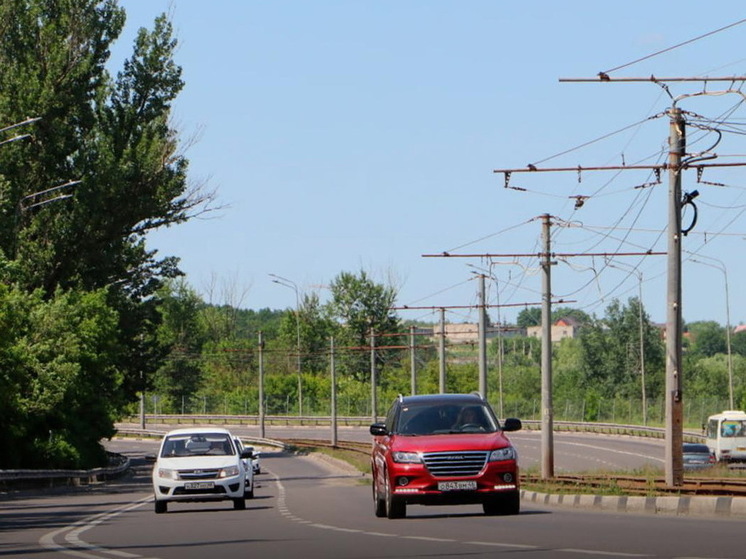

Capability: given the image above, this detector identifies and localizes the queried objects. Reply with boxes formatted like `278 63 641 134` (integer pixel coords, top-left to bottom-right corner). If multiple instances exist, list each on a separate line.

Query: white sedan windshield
160 433 235 457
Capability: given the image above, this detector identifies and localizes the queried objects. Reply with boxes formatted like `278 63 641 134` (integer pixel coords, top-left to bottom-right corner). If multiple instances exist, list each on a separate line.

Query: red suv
370 393 521 519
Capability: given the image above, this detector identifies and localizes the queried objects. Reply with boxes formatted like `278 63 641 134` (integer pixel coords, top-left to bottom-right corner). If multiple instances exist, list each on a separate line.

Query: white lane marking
39 495 152 559
557 441 665 463
465 540 537 549
402 536 456 543
310 524 363 533
558 549 653 557
271 466 540 552
512 432 664 464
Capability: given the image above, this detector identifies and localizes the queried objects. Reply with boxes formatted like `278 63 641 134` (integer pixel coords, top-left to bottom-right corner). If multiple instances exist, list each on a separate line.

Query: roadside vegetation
1 1 744 472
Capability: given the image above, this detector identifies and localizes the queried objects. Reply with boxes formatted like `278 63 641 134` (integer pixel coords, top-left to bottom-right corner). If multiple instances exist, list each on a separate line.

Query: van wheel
154 500 167 514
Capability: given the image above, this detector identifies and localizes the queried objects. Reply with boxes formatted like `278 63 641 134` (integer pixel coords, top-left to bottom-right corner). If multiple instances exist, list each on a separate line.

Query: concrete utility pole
330 337 337 446
370 329 377 423
439 308 446 393
541 213 555 479
258 331 265 439
497 320 505 419
410 325 417 395
478 274 488 398
665 107 685 487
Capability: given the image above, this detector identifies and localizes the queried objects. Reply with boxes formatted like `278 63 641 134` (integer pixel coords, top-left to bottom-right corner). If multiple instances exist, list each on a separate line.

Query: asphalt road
2 435 744 559
122 422 667 471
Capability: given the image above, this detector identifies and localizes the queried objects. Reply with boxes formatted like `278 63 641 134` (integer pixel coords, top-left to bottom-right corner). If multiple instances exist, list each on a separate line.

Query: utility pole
541 213 554 479
330 337 338 446
478 274 488 398
410 325 417 395
370 329 377 423
665 106 685 487
139 372 145 429
439 308 446 393
258 331 265 439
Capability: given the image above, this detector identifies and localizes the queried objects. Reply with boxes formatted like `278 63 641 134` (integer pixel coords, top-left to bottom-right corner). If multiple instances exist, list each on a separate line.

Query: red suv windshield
397 403 497 435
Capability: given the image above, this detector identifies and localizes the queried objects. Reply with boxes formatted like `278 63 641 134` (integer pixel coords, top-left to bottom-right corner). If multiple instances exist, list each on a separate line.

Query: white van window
721 420 746 438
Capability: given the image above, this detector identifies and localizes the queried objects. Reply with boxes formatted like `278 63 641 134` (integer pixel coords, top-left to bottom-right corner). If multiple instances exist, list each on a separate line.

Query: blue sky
115 1 746 327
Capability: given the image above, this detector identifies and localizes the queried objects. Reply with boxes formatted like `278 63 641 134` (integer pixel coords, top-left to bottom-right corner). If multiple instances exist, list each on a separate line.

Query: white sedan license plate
185 482 214 490
438 481 477 491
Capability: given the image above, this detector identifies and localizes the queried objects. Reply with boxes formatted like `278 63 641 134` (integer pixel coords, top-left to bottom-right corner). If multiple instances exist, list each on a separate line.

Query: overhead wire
601 17 746 76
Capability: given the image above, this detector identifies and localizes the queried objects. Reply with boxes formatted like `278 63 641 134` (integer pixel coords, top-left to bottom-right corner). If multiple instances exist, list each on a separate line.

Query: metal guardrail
0 452 130 487
122 413 372 426
115 427 287 450
124 414 706 441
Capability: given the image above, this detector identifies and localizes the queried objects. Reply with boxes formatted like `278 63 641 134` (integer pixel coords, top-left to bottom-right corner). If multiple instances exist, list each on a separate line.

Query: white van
705 410 746 462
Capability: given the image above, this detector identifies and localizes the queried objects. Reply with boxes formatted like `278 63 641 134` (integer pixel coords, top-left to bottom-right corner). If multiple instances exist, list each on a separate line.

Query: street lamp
0 117 41 147
689 256 734 409
269 273 303 416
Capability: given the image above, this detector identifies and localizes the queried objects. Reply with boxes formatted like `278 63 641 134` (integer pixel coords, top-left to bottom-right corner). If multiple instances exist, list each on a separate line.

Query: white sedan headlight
392 451 422 463
157 468 177 480
489 446 517 462
219 465 241 478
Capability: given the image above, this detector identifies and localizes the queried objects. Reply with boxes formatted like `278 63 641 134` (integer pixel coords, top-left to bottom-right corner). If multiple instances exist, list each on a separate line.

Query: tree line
1 1 742 470
149 280 746 433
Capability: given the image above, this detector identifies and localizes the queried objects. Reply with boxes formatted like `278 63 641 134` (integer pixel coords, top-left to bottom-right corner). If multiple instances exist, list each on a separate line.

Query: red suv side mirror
502 418 522 432
370 423 388 436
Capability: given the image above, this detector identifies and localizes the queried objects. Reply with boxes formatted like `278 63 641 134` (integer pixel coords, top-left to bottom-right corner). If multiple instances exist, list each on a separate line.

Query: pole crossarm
423 251 664 259
559 76 746 83
493 161 746 175
392 300 575 311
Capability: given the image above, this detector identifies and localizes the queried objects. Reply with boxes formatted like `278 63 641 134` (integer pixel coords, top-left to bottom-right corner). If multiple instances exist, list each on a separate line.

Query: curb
521 489 746 517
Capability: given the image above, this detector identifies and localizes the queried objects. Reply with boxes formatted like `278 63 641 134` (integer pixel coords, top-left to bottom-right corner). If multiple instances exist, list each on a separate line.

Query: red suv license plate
438 481 477 491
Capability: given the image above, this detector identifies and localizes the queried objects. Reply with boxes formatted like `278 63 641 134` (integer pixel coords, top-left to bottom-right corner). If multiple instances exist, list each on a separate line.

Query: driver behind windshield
452 406 486 430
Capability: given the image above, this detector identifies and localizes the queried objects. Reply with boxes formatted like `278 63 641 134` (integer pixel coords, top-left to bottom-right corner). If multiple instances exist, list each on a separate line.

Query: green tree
516 307 541 328
277 291 335 374
732 329 746 357
687 321 727 357
0 285 121 468
154 280 207 412
0 1 215 466
578 297 664 401
327 270 399 341
326 270 400 381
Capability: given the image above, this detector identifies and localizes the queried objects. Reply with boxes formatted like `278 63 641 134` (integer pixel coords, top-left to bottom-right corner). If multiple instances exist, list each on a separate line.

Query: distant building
430 323 519 343
526 316 582 341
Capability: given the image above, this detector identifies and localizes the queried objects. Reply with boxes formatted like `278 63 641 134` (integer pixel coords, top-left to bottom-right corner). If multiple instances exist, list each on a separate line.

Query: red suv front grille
422 451 488 477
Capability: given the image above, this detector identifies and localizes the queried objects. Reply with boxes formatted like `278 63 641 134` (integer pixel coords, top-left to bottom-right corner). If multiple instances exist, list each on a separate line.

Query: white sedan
147 427 254 514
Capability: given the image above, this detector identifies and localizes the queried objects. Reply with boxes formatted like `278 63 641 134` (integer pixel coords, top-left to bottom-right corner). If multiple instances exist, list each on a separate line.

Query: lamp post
690 256 734 409
269 273 303 416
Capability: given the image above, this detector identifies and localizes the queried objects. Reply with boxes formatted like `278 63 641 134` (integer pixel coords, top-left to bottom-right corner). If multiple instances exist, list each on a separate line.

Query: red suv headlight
489 446 517 462
392 451 422 463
